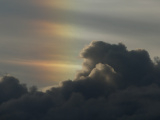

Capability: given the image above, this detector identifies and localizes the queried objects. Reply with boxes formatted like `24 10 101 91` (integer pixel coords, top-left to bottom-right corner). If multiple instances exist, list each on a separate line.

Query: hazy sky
1 0 160 89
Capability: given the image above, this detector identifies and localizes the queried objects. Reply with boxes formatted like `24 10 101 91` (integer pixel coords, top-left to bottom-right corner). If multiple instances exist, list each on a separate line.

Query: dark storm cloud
1 41 160 120
0 76 28 104
77 41 155 88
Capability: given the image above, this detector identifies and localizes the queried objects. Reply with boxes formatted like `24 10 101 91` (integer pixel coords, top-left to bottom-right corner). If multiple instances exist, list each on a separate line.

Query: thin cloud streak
0 59 81 69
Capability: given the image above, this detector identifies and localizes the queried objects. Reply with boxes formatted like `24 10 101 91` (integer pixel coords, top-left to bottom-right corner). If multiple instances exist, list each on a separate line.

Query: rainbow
22 0 81 85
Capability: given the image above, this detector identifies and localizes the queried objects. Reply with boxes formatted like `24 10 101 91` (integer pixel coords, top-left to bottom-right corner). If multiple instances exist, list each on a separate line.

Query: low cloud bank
1 41 160 120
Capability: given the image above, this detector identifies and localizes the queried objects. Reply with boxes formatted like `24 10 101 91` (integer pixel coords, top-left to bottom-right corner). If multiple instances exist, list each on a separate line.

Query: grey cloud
78 41 154 88
2 0 160 38
66 11 160 37
1 41 160 119
0 0 67 23
0 0 65 38
0 76 28 104
0 0 48 19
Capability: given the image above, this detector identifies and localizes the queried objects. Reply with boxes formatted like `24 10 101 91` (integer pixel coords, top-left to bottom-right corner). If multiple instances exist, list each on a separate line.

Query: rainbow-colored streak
1 58 81 84
32 20 74 38
28 19 79 82
25 0 80 87
31 0 76 39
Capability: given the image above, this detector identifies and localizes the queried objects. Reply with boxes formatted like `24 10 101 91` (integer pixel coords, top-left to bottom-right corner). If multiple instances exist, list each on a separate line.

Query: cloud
0 76 28 104
1 41 160 119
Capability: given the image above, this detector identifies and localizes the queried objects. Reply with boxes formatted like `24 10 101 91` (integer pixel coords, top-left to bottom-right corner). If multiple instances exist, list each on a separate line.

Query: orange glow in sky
32 20 74 38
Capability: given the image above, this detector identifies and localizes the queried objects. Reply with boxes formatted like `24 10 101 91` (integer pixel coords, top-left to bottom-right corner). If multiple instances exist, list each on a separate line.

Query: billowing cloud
0 76 28 104
1 41 160 120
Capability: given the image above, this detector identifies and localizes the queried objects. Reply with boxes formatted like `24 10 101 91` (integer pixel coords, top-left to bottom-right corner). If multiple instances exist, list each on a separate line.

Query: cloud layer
1 41 160 120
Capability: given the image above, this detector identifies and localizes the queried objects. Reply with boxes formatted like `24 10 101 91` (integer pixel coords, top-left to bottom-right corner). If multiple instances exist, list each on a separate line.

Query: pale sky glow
0 0 160 89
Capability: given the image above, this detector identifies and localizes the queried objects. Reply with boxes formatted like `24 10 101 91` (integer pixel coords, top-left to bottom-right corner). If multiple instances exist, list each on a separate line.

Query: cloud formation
1 41 160 120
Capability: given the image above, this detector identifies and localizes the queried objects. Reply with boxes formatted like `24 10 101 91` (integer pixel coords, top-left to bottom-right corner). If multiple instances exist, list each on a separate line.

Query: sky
1 0 160 90
1 1 160 119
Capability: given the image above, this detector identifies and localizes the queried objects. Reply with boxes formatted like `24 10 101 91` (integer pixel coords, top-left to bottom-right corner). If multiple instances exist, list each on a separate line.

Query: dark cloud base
1 41 160 120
